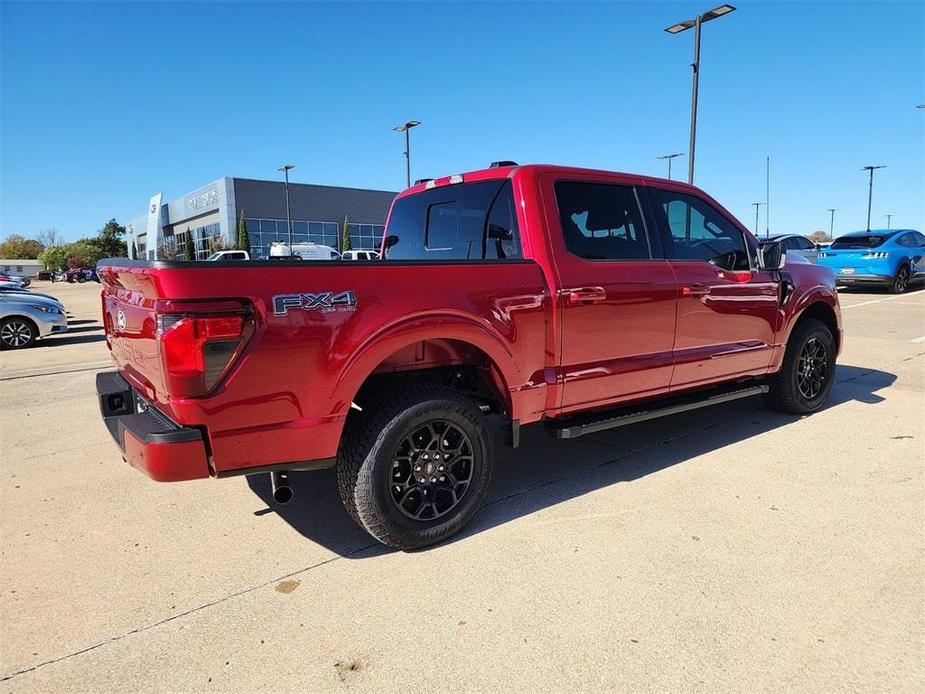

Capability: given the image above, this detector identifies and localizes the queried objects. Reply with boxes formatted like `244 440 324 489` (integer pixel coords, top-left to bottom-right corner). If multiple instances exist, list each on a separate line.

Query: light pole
828 208 838 238
278 164 295 251
752 201 765 236
657 152 685 180
885 213 893 229
393 120 421 188
665 4 737 184
861 165 886 232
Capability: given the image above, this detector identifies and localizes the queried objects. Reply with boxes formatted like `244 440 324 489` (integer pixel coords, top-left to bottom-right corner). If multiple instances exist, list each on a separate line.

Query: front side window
651 190 749 271
554 182 649 260
385 180 522 261
896 233 915 248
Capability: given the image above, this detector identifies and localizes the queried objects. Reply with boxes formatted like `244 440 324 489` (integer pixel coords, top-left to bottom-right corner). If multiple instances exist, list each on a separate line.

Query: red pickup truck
97 163 841 549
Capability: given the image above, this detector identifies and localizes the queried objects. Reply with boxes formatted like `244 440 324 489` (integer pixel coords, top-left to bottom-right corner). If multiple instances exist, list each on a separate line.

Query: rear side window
385 180 522 261
554 181 650 260
831 235 888 249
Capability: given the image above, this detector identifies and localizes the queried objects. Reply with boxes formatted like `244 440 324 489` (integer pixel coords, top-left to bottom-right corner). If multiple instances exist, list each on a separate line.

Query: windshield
831 234 888 249
206 252 222 260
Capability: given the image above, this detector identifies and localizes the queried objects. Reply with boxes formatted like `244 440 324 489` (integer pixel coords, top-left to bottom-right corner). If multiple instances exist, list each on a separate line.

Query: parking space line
841 294 921 310
911 336 925 343
0 361 113 381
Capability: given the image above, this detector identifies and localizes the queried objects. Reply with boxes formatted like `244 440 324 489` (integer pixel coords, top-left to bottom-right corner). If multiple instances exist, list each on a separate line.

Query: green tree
236 211 251 254
0 234 44 259
184 229 196 260
39 244 70 270
66 241 105 268
85 218 128 257
341 214 352 252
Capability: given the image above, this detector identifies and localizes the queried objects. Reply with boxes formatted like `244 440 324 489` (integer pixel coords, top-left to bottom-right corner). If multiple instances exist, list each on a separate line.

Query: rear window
831 235 889 249
384 180 522 261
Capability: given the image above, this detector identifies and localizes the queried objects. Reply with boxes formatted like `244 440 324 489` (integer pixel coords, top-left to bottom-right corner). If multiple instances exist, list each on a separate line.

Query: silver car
0 294 68 349
768 234 820 264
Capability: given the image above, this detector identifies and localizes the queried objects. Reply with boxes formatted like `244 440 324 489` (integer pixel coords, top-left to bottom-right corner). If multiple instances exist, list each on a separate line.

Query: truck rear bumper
96 371 210 482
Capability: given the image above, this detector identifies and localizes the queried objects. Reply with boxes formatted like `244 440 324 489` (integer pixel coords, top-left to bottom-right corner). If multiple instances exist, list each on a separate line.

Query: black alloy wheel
389 420 475 521
796 337 828 400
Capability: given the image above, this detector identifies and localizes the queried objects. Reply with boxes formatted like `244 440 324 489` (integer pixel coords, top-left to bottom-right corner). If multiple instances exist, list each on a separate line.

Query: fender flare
330 310 522 418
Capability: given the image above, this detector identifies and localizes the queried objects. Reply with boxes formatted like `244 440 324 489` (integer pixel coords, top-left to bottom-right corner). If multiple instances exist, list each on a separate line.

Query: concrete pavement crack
0 542 378 683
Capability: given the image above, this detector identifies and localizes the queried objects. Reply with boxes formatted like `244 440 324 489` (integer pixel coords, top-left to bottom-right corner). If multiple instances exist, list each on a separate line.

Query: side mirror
383 235 399 249
757 241 785 271
487 223 512 241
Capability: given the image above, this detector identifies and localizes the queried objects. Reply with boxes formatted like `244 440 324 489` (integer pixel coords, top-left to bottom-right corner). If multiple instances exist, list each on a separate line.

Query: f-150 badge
273 291 357 316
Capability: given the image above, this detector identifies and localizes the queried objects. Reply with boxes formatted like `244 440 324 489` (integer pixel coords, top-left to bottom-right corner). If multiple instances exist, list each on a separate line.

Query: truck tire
337 384 494 550
766 318 836 415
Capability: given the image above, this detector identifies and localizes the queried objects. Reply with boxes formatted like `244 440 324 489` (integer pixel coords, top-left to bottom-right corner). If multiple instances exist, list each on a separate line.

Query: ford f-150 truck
96 163 841 549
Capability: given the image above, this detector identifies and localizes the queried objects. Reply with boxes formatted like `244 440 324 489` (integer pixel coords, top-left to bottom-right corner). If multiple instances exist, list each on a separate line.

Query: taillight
155 300 254 398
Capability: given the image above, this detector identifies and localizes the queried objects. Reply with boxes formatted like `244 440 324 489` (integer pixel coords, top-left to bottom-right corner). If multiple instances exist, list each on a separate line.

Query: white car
0 294 68 349
206 250 250 261
341 250 380 261
269 242 340 260
767 234 819 264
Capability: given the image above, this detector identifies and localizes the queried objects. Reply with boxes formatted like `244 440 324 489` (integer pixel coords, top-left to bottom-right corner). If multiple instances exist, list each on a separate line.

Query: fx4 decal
273 291 357 316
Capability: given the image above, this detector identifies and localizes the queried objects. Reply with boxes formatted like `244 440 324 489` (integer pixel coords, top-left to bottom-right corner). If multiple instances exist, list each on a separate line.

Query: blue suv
818 229 925 293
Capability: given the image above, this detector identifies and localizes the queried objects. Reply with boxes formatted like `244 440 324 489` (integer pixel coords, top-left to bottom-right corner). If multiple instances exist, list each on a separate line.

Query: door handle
564 287 607 305
682 283 710 297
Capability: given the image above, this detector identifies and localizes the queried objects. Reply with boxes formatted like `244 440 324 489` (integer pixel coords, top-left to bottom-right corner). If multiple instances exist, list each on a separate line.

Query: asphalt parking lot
1 281 923 692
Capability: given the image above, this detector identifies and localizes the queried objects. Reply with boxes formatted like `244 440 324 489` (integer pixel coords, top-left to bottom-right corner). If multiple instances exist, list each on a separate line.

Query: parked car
0 293 67 349
341 250 380 261
206 250 250 261
0 286 61 302
96 163 841 550
818 229 925 293
66 267 99 283
0 273 29 288
37 270 54 281
768 234 819 264
269 242 340 260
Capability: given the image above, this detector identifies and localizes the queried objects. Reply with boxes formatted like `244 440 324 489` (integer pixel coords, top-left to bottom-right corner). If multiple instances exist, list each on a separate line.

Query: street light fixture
751 201 765 236
393 120 422 188
665 4 737 184
278 164 295 251
861 165 886 232
657 152 685 180
827 208 839 238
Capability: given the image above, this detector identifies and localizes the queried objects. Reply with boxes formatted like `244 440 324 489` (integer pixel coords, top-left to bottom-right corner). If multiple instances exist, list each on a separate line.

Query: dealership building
126 177 396 260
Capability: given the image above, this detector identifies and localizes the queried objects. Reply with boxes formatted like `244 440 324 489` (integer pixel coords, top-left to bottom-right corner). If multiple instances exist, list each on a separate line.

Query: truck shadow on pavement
246 364 895 556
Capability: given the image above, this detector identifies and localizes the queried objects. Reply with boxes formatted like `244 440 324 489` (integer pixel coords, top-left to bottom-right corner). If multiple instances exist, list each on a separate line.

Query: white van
206 250 250 261
341 250 380 261
269 242 340 261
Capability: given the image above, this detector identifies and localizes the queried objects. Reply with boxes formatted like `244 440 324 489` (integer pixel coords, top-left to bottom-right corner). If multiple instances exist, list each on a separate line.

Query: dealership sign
185 190 220 212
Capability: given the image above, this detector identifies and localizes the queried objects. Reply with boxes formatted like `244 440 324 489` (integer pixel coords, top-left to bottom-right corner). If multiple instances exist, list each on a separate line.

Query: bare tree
37 227 61 247
156 238 181 260
807 230 830 244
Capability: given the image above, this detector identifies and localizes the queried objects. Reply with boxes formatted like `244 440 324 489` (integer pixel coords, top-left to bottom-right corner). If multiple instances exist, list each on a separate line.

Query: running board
550 384 769 440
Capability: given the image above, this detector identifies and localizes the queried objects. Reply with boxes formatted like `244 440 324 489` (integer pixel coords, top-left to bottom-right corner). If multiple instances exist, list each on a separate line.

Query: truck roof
397 163 704 199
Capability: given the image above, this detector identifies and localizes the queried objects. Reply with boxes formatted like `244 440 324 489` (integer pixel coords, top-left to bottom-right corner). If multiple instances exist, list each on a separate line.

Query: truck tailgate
100 266 166 405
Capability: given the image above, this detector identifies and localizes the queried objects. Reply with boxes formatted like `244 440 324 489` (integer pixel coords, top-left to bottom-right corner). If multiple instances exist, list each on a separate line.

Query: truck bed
98 258 549 475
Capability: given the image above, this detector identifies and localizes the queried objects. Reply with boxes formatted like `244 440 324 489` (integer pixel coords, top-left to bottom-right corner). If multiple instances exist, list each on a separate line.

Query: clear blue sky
1 1 922 242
